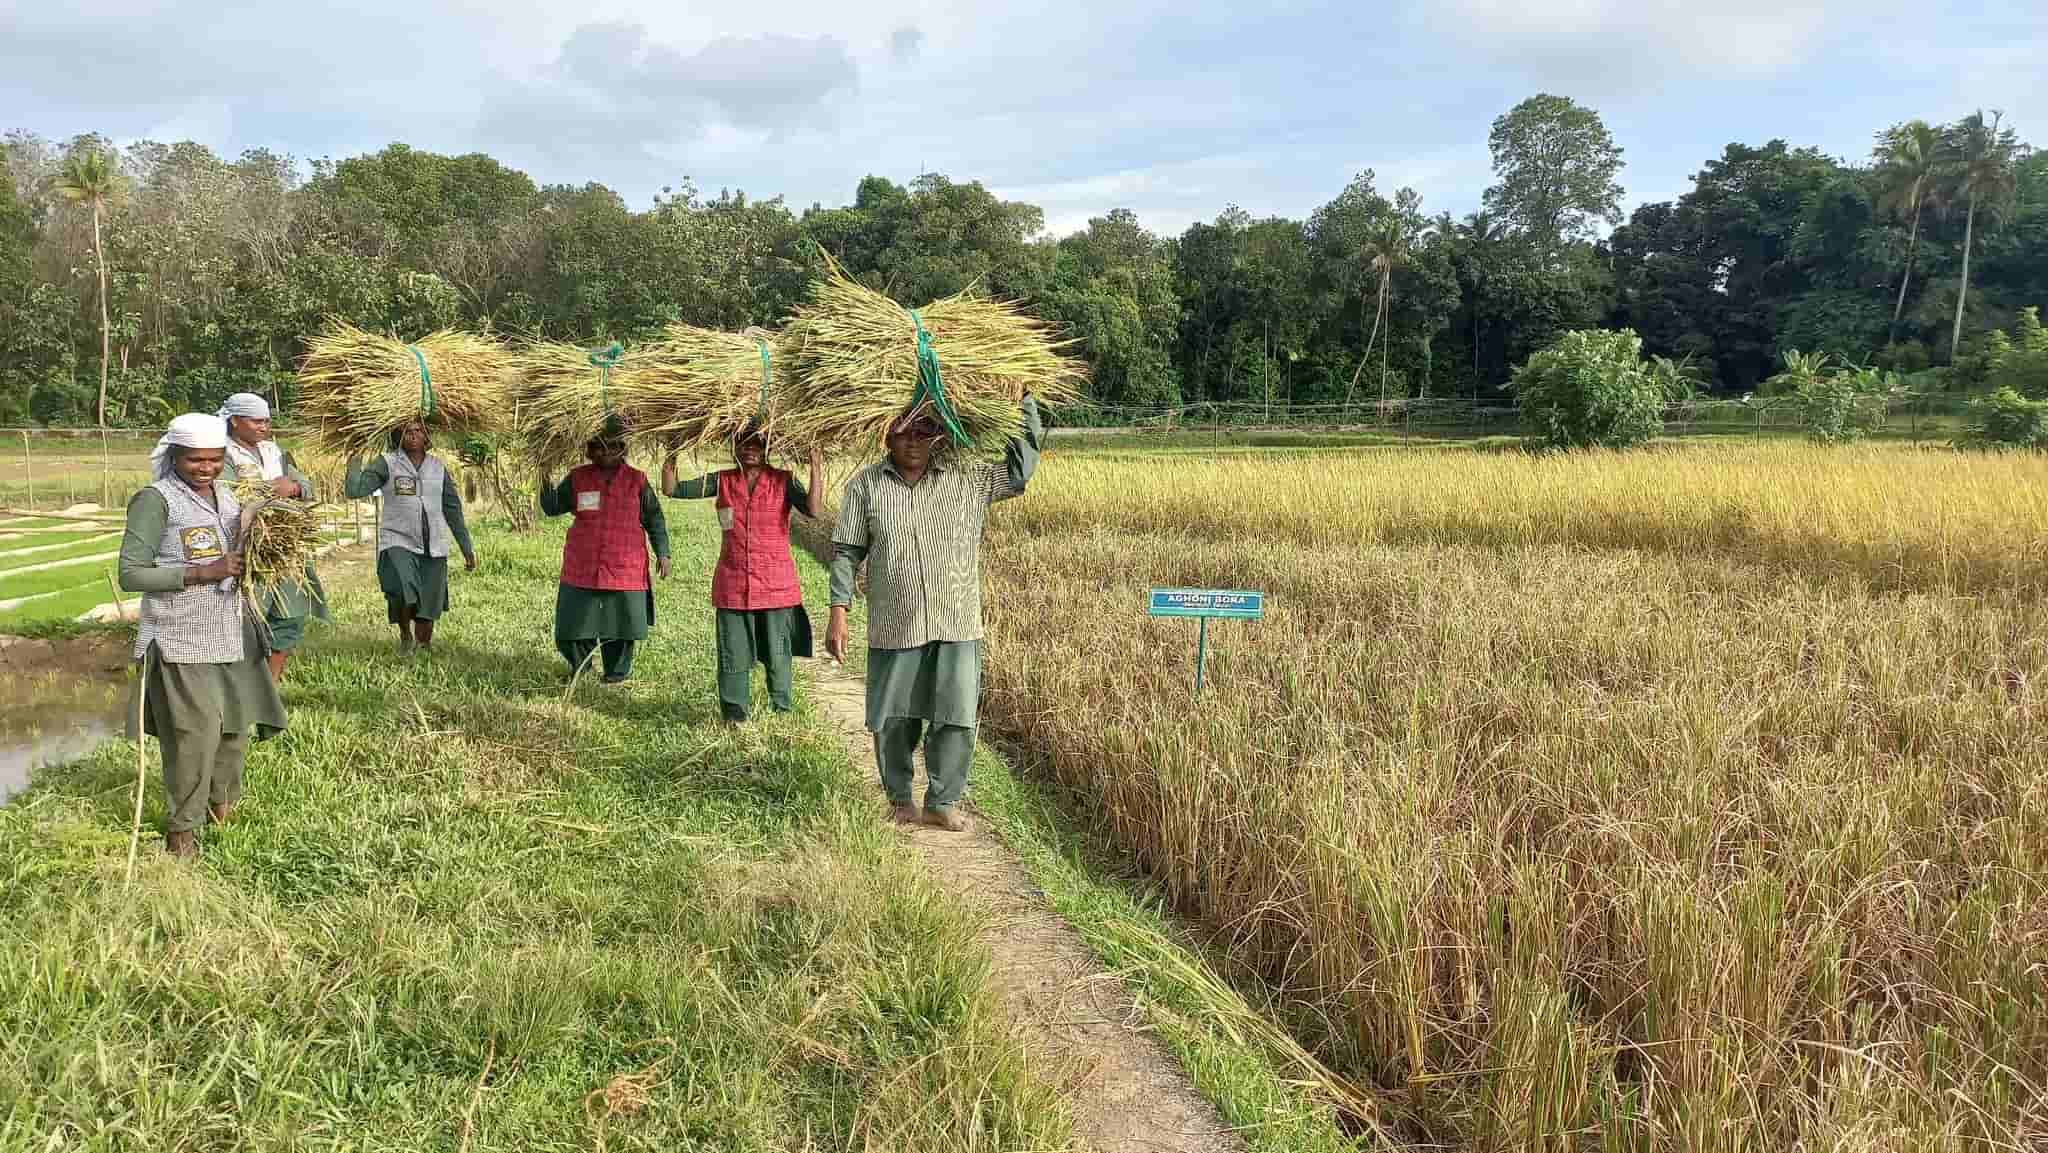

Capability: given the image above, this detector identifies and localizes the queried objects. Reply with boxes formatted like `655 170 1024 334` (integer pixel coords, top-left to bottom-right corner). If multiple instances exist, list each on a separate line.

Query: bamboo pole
100 426 111 509
19 431 32 512
126 646 152 882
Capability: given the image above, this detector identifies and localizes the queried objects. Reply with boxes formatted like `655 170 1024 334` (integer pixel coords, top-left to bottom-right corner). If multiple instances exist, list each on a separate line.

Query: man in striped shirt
826 393 1042 832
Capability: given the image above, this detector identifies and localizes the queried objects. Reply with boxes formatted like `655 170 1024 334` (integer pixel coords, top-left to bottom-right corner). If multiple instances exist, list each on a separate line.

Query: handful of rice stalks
778 255 1086 456
512 326 781 469
230 475 325 611
297 321 515 458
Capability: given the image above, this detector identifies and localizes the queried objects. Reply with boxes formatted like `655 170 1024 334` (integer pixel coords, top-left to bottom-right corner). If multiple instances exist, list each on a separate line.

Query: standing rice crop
296 321 515 459
778 255 1086 456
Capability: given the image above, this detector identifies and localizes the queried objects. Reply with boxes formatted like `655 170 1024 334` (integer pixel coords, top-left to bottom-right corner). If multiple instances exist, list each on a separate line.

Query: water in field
0 635 129 804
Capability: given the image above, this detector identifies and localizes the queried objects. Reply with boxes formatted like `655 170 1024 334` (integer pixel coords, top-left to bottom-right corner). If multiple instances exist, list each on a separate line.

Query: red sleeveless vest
560 464 652 591
711 468 802 611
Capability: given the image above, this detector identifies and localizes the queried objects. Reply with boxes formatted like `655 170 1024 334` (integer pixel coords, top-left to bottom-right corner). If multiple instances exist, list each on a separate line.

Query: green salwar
378 548 450 623
127 615 288 834
259 571 329 651
715 606 807 720
555 583 653 681
865 641 981 813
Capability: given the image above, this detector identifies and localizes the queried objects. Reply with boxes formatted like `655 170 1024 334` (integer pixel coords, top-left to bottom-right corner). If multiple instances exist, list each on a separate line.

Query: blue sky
2 0 2041 237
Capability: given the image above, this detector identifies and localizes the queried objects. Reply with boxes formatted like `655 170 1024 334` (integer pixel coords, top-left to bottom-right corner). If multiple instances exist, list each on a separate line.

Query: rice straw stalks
231 475 324 612
297 321 516 458
777 252 1087 456
512 326 784 469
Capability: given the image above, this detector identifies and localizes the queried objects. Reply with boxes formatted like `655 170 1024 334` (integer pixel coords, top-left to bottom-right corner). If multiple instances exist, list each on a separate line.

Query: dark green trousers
874 718 974 813
716 607 796 721
560 638 636 681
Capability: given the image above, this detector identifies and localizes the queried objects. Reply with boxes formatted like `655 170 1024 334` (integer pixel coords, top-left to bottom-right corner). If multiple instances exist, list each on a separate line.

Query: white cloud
1433 0 1838 91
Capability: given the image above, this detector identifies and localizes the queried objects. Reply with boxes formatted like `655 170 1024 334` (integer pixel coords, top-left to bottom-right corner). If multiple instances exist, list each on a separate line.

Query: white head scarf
218 392 271 421
150 413 229 479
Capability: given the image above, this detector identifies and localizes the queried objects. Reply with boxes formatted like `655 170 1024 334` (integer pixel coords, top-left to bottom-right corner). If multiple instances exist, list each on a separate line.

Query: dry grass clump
228 474 322 612
296 321 515 458
779 256 1085 456
512 326 781 470
936 442 2048 1149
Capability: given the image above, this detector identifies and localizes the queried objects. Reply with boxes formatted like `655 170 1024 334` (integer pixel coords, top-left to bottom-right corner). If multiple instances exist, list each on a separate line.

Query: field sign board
1147 588 1266 695
1148 588 1265 620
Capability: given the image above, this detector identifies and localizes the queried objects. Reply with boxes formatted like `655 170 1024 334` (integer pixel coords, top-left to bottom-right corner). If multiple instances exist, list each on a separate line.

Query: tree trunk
1951 193 1976 361
1345 282 1388 412
92 202 110 428
1889 198 1921 343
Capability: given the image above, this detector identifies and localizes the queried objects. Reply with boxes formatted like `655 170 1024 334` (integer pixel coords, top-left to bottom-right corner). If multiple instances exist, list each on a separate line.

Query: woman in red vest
540 418 671 683
662 422 823 721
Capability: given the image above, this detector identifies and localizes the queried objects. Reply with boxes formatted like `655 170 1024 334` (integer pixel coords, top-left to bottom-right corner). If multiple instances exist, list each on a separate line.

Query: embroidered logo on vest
577 490 601 511
181 525 224 559
395 475 418 496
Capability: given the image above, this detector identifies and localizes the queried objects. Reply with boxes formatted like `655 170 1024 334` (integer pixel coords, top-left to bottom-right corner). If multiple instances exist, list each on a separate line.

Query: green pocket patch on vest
394 476 418 496
180 525 224 560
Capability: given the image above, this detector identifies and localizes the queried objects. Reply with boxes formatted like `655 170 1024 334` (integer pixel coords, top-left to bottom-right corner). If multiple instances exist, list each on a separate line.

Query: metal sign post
1148 588 1266 696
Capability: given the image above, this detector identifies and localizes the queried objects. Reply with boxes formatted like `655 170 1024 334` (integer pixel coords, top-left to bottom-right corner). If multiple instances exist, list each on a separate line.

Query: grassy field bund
977 440 2048 1150
1 516 1074 1151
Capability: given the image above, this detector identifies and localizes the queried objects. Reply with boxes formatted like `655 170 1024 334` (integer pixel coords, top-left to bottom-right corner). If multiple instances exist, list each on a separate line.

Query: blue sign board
1148 588 1265 620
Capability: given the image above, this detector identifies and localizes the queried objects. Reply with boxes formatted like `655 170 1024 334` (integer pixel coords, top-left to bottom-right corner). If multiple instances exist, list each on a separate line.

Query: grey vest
378 451 452 557
135 477 245 664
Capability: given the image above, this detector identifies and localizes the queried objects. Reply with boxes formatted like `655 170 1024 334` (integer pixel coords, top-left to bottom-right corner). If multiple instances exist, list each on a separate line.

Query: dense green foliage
1509 328 1688 449
2 97 2041 427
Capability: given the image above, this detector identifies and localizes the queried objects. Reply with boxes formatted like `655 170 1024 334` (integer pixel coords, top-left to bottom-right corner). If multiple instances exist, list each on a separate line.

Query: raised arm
343 455 389 500
995 393 1043 504
537 471 577 518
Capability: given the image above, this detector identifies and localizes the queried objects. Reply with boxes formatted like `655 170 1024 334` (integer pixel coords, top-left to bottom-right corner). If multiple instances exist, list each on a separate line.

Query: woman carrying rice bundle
539 415 671 684
662 420 823 721
119 413 288 859
218 392 328 680
344 418 477 655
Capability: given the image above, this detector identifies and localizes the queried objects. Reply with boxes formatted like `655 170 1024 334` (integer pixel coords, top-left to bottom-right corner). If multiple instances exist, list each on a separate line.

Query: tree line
2 95 2041 429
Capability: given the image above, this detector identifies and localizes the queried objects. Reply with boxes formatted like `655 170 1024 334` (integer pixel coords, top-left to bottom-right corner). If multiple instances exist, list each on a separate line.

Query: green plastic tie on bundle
909 310 972 449
588 342 625 415
407 345 435 418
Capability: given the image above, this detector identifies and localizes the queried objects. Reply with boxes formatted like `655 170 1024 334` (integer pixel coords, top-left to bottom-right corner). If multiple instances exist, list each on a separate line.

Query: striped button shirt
830 396 1042 649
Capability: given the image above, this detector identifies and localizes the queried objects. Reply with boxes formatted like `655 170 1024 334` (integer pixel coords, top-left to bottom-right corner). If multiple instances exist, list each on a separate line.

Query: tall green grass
0 513 1075 1150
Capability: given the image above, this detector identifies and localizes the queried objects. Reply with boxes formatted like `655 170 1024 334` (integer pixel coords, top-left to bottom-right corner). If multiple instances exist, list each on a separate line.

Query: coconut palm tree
56 149 123 428
1343 212 1414 411
1941 111 2019 361
1874 120 1939 343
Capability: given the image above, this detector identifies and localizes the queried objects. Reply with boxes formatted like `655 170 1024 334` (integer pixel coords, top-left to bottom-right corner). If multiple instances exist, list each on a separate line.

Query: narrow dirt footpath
806 658 1247 1153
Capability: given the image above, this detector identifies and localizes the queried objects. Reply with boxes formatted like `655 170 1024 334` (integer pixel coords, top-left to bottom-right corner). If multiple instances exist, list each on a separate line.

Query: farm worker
539 416 671 684
661 420 823 720
826 392 1042 832
218 392 328 680
119 412 287 859
343 417 477 655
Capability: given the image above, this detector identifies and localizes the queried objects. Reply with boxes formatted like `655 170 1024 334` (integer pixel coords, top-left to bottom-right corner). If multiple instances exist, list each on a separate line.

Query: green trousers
875 717 975 813
145 666 252 835
560 638 636 681
716 607 796 721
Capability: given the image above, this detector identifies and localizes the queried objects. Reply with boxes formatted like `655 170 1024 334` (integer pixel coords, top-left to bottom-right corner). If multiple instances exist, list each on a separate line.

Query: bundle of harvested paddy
512 326 783 469
777 255 1086 456
296 321 515 459
230 475 324 611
